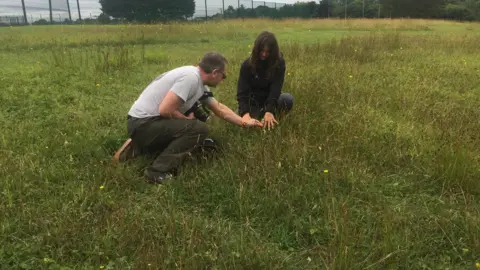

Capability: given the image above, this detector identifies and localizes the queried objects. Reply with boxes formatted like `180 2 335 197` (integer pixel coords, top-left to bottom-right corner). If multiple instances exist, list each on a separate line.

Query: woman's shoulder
241 57 251 66
278 53 286 69
240 57 253 71
279 52 285 63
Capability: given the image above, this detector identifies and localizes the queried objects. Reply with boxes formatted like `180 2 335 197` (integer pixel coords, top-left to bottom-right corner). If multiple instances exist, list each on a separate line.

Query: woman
236 31 294 130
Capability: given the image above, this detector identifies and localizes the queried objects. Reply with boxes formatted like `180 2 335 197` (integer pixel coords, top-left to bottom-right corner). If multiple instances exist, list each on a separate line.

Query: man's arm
203 97 262 128
158 72 196 120
237 61 252 117
265 59 286 114
158 91 192 119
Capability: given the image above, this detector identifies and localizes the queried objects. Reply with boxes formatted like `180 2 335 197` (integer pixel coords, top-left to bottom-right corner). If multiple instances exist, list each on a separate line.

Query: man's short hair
199 52 228 73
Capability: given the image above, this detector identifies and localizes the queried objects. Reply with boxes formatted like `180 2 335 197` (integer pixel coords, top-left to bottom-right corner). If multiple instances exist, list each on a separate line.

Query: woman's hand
263 112 278 130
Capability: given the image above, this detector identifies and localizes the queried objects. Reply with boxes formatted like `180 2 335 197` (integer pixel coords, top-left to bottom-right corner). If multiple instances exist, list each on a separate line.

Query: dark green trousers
127 115 208 177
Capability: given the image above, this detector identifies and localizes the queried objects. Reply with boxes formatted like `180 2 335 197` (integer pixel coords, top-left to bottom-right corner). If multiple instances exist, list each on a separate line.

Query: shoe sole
113 138 132 162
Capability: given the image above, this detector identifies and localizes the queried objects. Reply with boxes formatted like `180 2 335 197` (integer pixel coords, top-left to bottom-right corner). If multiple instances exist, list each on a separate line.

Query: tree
379 0 444 18
99 0 195 22
317 0 334 18
158 0 195 20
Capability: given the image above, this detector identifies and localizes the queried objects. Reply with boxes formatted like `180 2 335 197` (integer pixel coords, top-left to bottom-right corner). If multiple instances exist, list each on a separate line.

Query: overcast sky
0 0 309 19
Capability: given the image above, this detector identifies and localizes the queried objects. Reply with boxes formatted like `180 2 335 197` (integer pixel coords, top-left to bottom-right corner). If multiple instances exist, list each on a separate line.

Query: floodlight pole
21 0 27 24
49 0 53 23
66 0 72 22
77 0 82 20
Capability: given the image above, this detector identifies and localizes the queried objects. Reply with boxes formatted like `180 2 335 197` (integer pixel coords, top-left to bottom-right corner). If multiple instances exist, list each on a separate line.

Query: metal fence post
21 0 28 24
67 0 72 22
77 0 82 20
49 0 53 23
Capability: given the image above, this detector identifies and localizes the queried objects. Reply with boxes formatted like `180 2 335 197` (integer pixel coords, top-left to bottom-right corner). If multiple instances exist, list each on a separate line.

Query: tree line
98 0 480 23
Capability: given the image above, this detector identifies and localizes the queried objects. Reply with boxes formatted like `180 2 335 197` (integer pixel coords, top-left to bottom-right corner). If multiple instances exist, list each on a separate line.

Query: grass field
1 18 480 269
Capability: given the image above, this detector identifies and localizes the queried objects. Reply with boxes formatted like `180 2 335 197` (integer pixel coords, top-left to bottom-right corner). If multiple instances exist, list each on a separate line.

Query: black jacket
236 56 286 116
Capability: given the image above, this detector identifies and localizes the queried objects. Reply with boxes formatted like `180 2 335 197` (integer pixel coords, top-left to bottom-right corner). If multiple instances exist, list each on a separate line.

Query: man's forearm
162 110 189 119
216 103 244 127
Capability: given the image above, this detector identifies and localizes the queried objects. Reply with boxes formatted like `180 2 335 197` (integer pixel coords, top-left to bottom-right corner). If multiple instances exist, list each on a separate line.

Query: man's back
128 66 208 118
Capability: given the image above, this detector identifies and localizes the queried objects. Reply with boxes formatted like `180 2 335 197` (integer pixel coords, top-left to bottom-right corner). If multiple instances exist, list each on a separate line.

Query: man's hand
185 112 195 120
242 113 252 122
204 98 263 128
244 118 263 128
263 112 278 130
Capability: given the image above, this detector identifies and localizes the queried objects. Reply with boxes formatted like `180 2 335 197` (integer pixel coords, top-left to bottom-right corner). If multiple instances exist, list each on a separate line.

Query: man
114 51 263 184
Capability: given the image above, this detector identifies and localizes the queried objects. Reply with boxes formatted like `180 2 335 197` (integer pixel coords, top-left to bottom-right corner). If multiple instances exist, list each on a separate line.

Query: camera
184 101 211 122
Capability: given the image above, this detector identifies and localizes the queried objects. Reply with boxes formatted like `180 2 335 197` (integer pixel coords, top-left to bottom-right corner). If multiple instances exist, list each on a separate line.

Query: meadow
1 18 479 269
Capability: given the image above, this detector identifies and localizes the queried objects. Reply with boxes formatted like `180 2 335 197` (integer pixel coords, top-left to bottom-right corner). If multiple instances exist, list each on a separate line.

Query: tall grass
0 19 479 269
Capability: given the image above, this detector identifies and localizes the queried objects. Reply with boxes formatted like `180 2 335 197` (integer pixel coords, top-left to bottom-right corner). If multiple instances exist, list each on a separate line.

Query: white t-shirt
128 66 211 118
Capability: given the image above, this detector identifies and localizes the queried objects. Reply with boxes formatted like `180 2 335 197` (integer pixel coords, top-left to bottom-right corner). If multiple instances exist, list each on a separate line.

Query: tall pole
77 0 82 20
222 0 225 17
362 0 365 17
21 0 27 24
326 0 329 18
251 0 254 17
205 0 207 20
49 0 53 23
67 0 72 22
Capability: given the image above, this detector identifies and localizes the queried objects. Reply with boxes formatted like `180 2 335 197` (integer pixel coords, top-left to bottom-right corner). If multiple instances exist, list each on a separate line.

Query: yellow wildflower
100 185 104 189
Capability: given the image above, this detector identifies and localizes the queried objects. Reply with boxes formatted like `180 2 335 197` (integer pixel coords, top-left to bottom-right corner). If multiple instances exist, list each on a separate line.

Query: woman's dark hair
248 31 281 80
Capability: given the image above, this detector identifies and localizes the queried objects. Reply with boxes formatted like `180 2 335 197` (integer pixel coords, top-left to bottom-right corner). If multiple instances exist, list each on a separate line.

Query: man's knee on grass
190 120 209 139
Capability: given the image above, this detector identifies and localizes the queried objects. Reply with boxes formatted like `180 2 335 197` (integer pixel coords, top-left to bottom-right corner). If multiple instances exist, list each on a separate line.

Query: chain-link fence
0 0 296 26
0 0 87 25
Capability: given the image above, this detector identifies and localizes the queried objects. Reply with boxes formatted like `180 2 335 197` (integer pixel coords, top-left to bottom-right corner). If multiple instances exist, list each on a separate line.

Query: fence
0 0 291 25
194 0 287 19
